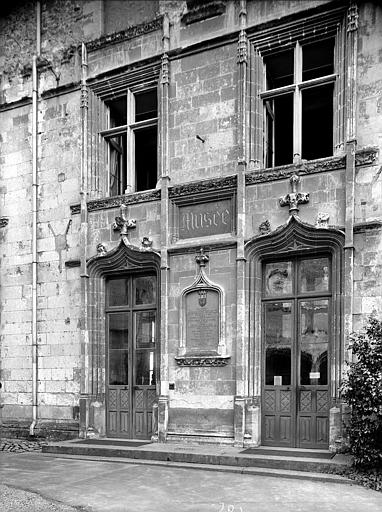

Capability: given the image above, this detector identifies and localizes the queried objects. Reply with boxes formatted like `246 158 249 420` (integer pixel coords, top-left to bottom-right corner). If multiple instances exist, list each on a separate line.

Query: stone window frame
247 5 347 171
100 87 159 196
87 60 161 199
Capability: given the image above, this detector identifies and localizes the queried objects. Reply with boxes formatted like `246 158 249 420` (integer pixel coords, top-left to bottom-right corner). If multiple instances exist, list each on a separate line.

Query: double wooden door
106 274 157 439
261 256 331 448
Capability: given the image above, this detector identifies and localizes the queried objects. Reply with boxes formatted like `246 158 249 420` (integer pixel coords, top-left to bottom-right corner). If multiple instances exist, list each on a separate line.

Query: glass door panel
299 299 329 386
108 313 129 385
135 350 156 386
135 311 156 347
265 302 292 386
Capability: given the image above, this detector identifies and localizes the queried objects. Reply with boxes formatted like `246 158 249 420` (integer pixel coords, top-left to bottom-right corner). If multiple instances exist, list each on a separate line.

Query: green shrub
341 316 382 469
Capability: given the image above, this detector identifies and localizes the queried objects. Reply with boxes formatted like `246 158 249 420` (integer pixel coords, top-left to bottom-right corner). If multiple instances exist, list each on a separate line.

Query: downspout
30 0 41 437
79 42 90 438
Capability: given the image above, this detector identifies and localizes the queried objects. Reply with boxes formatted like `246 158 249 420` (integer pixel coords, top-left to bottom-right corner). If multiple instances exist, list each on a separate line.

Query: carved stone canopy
176 248 229 367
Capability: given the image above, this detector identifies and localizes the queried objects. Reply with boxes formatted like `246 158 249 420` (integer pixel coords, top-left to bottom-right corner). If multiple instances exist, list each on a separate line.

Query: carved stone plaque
179 199 233 239
185 289 219 354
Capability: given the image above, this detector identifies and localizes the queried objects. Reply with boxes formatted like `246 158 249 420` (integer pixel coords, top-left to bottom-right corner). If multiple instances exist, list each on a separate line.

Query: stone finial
316 213 330 229
112 204 136 236
347 2 358 32
195 247 209 268
96 243 107 255
237 29 248 63
279 174 309 216
259 219 271 235
141 236 153 251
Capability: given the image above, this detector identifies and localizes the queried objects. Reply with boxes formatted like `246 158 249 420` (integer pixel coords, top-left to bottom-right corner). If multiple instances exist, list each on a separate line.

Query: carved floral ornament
113 204 136 236
279 174 309 216
0 217 9 228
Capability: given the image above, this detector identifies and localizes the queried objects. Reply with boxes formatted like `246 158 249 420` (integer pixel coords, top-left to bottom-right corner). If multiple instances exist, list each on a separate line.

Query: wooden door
106 274 157 439
261 257 330 448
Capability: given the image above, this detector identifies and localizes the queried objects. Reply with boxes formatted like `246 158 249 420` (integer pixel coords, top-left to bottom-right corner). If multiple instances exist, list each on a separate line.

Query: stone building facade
0 0 381 449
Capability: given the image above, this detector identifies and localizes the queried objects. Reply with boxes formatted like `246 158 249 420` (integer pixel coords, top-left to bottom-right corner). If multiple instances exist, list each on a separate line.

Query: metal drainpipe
30 0 41 437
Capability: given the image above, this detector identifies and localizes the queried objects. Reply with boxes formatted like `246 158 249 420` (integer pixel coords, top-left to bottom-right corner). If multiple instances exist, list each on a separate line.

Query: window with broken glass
262 38 335 168
100 89 158 196
248 10 346 170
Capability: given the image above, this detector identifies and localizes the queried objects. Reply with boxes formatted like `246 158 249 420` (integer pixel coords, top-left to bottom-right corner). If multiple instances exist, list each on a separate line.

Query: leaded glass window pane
298 258 329 293
264 261 293 297
108 278 129 306
134 275 156 305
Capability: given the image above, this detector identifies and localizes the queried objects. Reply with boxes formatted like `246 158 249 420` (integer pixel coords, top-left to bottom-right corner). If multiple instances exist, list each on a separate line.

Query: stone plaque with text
185 289 219 354
178 199 233 239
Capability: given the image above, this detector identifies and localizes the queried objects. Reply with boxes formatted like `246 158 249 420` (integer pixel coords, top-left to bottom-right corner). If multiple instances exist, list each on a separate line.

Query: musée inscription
179 199 233 239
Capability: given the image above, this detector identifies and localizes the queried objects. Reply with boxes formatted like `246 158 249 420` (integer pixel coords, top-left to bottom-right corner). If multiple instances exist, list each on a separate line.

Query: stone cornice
70 189 160 215
85 17 163 53
70 148 378 215
353 220 382 233
169 175 237 199
246 148 378 185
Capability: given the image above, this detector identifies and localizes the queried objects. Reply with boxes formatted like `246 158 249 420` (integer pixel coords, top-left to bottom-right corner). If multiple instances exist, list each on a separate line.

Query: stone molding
353 220 382 233
86 17 163 52
169 175 237 199
181 1 226 25
70 189 160 215
70 149 378 215
87 237 160 277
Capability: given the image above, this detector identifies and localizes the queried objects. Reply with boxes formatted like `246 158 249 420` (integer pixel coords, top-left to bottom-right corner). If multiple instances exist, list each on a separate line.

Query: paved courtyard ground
1 451 382 512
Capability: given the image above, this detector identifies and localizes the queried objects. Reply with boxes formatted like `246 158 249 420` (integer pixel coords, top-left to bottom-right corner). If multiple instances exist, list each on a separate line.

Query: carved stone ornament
141 236 153 251
316 213 330 229
175 355 230 367
176 247 229 366
0 217 9 228
195 247 209 268
279 174 309 216
259 219 271 235
112 204 136 236
86 17 162 52
96 243 107 255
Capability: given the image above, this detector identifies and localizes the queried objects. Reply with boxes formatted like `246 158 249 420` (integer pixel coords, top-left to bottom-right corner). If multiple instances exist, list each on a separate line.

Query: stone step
43 440 350 477
42 452 353 485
